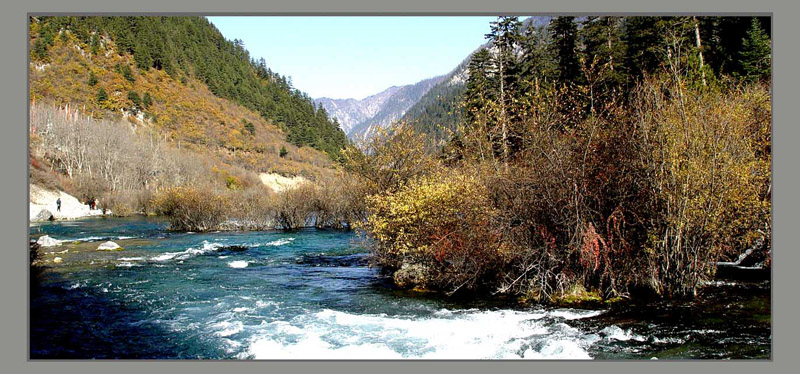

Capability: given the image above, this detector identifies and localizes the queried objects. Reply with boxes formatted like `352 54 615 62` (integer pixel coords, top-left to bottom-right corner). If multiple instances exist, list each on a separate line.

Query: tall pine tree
740 18 771 83
485 16 522 164
549 16 581 83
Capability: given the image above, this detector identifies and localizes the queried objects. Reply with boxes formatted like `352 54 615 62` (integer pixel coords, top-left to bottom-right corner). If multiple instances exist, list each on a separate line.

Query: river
29 216 771 359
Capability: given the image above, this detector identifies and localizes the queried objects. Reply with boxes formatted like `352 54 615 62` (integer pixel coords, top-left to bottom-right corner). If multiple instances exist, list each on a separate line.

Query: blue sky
207 17 496 100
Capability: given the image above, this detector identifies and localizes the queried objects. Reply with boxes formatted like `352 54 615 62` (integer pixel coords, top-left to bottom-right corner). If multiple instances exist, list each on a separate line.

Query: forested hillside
30 16 347 159
400 60 468 145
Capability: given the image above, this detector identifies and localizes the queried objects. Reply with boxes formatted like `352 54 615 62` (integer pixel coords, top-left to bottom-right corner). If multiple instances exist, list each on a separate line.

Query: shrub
222 187 276 230
152 187 230 231
305 172 369 229
358 75 770 301
29 159 63 191
274 184 313 230
103 191 137 217
633 76 771 296
362 170 506 293
342 123 438 194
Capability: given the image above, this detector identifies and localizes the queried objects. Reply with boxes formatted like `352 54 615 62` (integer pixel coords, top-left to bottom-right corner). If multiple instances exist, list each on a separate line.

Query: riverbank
29 184 107 222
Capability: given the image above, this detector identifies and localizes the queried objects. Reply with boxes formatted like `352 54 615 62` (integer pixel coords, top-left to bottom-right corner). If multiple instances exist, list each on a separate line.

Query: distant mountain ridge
316 16 554 142
315 75 447 140
314 86 402 136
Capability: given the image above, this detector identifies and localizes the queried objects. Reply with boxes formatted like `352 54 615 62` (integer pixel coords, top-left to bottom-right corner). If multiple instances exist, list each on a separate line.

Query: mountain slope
29 16 344 184
401 56 470 143
30 16 347 160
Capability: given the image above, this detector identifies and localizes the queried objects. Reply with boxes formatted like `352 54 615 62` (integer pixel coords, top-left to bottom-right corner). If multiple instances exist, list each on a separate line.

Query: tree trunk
499 52 509 166
693 17 707 86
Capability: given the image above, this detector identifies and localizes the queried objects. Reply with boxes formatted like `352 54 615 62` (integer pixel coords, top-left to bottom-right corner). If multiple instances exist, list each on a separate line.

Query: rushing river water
29 216 771 359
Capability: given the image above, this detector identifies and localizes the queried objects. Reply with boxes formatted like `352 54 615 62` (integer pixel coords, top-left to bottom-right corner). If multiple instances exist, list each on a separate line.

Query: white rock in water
36 235 61 247
53 257 63 263
97 241 122 251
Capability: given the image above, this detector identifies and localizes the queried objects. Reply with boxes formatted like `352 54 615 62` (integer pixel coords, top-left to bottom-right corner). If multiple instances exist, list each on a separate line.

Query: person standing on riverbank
56 198 61 212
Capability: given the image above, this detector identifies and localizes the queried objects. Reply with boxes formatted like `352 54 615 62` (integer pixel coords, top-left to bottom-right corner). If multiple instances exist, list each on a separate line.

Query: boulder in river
33 208 54 222
36 235 61 247
97 241 123 251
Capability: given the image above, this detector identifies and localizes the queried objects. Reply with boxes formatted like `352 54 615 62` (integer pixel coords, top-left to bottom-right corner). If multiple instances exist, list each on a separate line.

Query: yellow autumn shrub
635 77 771 296
362 170 507 292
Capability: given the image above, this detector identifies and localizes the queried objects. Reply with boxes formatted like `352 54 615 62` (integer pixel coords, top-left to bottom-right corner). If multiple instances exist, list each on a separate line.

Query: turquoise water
30 216 771 359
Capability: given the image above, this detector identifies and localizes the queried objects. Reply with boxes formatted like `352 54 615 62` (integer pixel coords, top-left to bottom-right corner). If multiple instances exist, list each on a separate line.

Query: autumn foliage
355 76 771 301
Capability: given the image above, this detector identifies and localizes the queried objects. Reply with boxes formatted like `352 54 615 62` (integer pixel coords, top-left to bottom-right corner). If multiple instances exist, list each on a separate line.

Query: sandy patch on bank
258 173 307 193
29 184 105 221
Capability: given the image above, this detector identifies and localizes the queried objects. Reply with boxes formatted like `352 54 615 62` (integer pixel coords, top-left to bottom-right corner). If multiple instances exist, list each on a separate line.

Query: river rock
97 241 122 251
36 235 61 247
33 208 54 222
53 257 63 263
393 263 431 289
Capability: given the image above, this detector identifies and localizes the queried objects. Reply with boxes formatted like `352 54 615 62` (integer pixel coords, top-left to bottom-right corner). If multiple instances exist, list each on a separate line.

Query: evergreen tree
579 16 627 113
32 39 48 60
485 16 522 163
549 16 581 83
87 71 98 86
740 18 771 83
142 92 153 108
90 34 100 55
622 17 667 81
127 90 142 109
279 145 288 158
580 16 625 86
116 63 135 83
134 41 154 71
242 119 255 135
464 48 496 125
518 24 556 85
96 87 108 103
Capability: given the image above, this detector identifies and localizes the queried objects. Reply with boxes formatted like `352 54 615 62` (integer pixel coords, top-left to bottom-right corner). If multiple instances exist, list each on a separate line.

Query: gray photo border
1 0 795 373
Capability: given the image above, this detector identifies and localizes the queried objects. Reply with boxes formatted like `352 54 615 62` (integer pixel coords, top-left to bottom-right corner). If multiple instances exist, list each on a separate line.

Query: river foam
228 261 249 269
237 308 603 359
150 240 223 262
247 238 295 248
